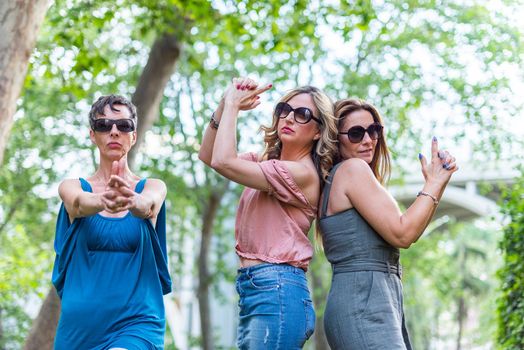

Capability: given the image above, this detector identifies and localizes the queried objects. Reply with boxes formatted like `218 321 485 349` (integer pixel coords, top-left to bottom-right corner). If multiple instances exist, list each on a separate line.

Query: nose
110 123 120 136
284 111 295 123
361 131 373 144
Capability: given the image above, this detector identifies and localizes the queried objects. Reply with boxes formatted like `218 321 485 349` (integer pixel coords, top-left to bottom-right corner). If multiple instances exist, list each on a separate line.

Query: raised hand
418 137 458 185
223 77 272 111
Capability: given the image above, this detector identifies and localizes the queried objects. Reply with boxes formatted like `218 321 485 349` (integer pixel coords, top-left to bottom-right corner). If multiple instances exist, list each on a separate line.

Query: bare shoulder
58 178 81 195
144 178 167 196
339 158 374 178
281 159 318 186
58 179 82 201
145 178 166 188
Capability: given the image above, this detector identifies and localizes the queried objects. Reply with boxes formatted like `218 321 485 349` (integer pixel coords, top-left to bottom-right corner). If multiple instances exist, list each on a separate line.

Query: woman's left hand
419 137 458 186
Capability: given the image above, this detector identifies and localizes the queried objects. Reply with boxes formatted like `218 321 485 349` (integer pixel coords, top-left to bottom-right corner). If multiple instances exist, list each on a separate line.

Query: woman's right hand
223 77 271 111
419 137 458 186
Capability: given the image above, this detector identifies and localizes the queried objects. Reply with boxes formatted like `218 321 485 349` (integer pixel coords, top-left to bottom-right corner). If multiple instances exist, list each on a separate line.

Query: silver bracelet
210 112 219 129
417 191 439 205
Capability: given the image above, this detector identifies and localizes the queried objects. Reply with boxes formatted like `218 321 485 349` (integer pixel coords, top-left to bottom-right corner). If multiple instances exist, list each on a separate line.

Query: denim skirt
235 263 315 349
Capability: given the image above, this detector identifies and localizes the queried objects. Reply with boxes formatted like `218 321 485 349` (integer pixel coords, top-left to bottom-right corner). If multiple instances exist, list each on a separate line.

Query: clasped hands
99 159 150 217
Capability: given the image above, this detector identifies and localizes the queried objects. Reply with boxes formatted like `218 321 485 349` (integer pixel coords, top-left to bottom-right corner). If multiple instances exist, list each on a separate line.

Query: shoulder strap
320 162 345 218
79 178 92 192
155 202 167 260
135 178 147 193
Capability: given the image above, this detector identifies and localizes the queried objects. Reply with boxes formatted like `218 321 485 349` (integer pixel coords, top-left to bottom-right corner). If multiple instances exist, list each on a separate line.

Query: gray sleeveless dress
319 163 413 350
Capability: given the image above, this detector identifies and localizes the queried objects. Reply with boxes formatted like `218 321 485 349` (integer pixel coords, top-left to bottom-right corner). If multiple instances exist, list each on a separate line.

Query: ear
313 128 321 141
89 129 96 144
131 131 137 146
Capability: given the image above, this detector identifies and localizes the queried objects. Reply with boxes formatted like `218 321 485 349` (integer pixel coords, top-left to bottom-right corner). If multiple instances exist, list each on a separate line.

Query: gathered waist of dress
332 259 402 279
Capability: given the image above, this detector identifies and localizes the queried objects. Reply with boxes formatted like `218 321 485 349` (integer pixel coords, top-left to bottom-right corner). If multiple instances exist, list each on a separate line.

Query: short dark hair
88 95 137 129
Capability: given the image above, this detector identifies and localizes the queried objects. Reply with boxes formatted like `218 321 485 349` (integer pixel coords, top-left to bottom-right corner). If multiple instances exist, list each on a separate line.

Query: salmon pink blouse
235 152 317 270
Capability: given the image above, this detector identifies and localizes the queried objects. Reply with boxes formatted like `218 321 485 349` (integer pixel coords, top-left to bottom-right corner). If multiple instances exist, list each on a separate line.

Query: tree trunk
456 296 465 350
23 288 60 350
310 268 330 350
128 33 181 167
197 183 228 350
0 0 50 165
456 249 466 350
309 250 330 350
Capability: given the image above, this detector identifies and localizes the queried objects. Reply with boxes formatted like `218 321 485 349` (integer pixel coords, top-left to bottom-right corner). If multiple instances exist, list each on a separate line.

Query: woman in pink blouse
199 77 337 349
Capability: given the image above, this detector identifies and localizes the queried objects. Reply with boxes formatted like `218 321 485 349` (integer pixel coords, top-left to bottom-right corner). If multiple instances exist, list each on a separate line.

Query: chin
106 151 126 159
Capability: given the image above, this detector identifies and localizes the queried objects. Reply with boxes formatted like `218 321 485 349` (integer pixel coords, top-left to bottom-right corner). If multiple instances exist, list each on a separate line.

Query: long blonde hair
261 86 338 187
334 98 391 185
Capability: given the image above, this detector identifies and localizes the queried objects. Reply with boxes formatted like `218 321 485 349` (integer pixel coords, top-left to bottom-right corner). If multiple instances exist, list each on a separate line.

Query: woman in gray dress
319 98 458 349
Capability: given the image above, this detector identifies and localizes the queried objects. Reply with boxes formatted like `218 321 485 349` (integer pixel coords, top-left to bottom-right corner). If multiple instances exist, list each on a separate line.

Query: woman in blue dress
320 98 458 349
52 95 171 350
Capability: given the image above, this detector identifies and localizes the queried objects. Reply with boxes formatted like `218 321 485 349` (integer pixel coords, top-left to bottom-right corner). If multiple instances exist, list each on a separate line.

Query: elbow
210 156 230 171
198 151 212 167
390 217 418 249
389 229 414 249
71 197 82 217
395 238 412 249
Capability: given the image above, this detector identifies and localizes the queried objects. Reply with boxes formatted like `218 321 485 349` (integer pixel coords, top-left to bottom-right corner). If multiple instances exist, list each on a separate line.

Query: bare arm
210 78 280 191
198 98 225 166
117 178 167 220
199 78 265 166
414 149 456 233
106 159 167 223
342 138 457 248
58 179 105 221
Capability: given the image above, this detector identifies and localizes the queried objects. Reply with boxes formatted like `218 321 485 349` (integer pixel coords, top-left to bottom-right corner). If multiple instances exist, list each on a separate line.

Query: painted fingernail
236 84 240 89
433 136 437 142
442 163 448 169
256 96 260 99
418 153 423 160
268 84 273 88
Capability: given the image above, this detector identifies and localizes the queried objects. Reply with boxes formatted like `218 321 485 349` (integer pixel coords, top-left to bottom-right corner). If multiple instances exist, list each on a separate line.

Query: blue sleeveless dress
52 178 172 350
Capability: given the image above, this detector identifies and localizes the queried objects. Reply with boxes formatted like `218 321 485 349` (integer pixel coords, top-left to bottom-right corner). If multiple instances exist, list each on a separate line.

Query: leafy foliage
403 220 500 348
1 0 523 348
497 168 524 349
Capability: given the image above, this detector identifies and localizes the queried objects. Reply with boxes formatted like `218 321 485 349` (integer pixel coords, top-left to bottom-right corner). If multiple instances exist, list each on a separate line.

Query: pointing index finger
111 161 119 177
118 158 126 178
431 136 439 161
251 83 273 97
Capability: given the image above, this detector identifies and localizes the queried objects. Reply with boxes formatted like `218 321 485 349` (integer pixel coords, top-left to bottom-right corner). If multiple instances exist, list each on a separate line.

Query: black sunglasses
274 102 322 125
339 123 383 143
91 118 136 133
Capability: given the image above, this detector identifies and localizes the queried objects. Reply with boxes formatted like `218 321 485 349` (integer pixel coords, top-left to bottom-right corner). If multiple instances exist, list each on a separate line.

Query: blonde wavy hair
260 86 338 187
334 98 391 185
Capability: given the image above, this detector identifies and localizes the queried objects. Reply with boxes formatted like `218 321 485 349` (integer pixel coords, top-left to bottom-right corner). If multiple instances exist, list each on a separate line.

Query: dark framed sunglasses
274 102 322 125
91 118 136 133
339 123 383 143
